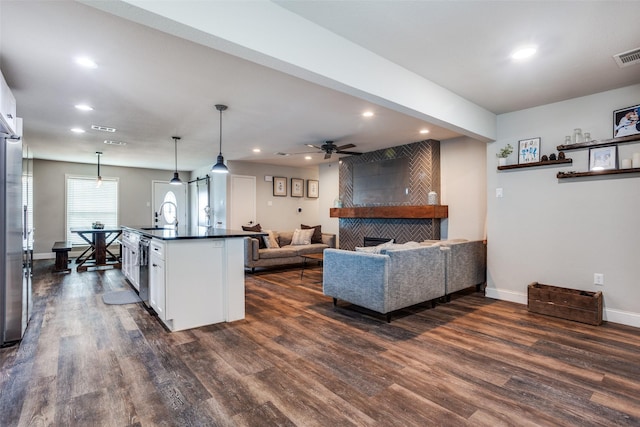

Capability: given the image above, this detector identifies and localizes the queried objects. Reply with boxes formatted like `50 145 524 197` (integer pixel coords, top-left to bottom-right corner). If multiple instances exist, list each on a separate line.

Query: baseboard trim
485 286 640 328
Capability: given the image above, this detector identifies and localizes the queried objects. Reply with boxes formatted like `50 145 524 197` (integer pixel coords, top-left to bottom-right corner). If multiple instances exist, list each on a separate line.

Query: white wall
441 137 487 240
225 161 321 231
319 161 340 243
487 84 640 327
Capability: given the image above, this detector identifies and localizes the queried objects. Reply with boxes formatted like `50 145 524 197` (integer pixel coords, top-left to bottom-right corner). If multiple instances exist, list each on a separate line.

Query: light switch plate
496 188 504 198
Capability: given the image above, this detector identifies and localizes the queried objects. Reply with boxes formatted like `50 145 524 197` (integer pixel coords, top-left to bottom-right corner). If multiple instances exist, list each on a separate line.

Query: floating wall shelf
497 159 572 171
556 134 640 151
329 205 448 219
557 168 640 179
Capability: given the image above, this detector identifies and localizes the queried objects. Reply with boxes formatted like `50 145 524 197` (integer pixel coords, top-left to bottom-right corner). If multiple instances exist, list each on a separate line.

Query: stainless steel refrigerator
1 124 31 346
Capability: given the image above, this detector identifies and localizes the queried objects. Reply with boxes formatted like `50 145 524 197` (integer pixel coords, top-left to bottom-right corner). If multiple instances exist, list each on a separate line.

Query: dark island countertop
121 225 267 241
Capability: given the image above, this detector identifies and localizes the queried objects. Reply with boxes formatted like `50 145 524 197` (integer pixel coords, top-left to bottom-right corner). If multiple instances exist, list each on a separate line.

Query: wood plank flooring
1 260 640 426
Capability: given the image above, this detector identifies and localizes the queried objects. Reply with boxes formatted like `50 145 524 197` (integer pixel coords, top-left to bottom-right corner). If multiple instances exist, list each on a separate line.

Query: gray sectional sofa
322 239 486 321
244 230 336 272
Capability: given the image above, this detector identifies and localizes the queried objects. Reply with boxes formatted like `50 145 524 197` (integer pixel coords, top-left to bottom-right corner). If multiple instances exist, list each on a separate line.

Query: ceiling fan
305 141 362 159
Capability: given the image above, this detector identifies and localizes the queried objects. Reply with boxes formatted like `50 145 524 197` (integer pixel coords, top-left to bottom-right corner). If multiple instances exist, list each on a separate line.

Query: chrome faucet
157 201 178 229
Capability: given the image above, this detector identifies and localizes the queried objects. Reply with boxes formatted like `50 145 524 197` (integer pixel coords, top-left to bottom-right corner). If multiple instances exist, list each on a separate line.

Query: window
66 175 118 245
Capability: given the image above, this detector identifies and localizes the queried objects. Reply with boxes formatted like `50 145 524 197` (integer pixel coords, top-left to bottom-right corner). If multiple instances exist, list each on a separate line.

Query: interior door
152 181 187 228
228 175 256 230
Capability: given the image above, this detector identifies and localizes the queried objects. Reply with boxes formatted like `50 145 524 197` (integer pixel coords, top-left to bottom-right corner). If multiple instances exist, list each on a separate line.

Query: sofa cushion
243 224 265 248
259 247 298 259
301 224 322 243
277 231 293 246
263 230 280 249
294 243 329 255
291 228 315 245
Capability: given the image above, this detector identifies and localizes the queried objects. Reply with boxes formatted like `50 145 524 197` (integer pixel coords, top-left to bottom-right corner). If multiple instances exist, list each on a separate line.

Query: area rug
102 290 142 305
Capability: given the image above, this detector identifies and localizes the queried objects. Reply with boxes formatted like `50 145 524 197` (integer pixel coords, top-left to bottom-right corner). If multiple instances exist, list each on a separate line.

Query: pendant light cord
219 108 223 155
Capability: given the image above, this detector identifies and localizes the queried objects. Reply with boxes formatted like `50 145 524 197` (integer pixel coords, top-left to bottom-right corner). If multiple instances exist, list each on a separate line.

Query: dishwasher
138 236 151 307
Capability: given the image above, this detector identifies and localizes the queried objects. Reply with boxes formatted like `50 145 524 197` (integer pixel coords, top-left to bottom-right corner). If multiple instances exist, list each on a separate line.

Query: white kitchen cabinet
149 239 165 320
0 70 17 135
144 236 245 331
121 230 140 290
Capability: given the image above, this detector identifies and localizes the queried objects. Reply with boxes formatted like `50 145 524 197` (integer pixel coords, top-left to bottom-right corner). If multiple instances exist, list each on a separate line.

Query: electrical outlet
594 273 604 286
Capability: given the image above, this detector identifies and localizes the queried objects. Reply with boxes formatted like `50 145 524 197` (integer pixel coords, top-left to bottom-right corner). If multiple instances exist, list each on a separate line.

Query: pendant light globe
211 104 229 174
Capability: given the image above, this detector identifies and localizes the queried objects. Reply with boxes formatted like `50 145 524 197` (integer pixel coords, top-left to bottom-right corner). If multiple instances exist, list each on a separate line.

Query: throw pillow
263 230 280 249
242 223 265 248
242 223 262 232
291 228 315 245
301 224 322 244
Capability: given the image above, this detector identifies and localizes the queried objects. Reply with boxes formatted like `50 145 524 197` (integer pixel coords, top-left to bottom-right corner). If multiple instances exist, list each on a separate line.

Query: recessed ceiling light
511 45 537 61
75 104 93 111
362 111 374 117
304 156 312 160
420 129 430 134
74 56 97 69
70 128 85 134
252 148 261 153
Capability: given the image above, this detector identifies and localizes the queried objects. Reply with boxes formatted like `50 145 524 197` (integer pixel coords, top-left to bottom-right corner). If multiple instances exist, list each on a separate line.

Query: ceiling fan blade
336 143 355 150
306 144 323 150
324 152 332 160
336 150 361 155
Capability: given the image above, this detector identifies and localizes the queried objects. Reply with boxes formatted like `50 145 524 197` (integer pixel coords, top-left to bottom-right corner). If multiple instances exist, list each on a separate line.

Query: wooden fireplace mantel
329 205 448 219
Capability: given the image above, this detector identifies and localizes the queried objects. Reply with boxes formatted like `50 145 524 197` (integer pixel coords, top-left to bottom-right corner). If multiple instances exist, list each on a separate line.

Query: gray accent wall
33 159 182 256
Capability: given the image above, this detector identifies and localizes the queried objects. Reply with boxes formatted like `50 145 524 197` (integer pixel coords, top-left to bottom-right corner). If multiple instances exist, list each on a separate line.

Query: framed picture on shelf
307 179 319 198
613 104 640 138
291 178 304 197
518 137 541 164
589 145 618 171
273 176 287 196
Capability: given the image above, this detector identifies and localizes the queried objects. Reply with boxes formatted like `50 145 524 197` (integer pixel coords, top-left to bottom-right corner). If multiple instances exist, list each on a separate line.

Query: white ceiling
1 1 638 172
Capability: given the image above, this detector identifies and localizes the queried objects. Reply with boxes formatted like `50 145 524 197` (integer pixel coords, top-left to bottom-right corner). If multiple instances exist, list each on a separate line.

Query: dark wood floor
1 260 640 426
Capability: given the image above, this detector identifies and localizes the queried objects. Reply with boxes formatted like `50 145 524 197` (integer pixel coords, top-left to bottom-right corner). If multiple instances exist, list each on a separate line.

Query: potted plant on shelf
497 143 513 166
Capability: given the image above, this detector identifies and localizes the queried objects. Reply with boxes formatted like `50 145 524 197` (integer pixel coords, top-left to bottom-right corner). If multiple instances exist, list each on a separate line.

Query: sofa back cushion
276 231 293 246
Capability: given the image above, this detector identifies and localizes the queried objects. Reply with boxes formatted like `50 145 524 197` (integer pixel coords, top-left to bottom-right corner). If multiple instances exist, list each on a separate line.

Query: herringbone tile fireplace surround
338 140 441 250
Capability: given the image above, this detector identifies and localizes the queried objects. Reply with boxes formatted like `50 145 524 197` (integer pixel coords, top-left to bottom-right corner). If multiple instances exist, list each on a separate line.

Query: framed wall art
273 176 287 196
589 145 618 171
307 179 319 198
291 178 304 197
518 137 541 164
613 104 640 138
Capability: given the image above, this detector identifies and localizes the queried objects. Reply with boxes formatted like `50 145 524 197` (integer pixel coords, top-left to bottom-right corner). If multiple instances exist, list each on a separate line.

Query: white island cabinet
146 234 246 332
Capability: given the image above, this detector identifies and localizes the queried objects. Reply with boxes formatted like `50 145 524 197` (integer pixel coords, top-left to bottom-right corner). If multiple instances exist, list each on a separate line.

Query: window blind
66 176 119 245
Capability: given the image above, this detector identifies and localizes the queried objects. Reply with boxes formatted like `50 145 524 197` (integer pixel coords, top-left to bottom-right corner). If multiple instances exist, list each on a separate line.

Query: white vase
498 157 507 167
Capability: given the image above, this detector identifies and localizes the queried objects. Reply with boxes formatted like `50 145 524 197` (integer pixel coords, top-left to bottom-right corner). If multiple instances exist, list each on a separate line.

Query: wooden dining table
70 227 122 272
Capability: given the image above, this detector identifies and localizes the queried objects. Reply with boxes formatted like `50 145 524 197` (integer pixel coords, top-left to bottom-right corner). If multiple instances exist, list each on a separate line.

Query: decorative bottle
572 128 584 144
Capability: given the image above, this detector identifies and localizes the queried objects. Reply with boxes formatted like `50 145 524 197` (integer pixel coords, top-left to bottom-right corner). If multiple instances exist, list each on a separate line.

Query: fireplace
364 237 395 247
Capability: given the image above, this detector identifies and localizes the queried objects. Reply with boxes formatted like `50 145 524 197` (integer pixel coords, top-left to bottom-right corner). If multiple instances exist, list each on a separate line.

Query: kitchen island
121 226 264 332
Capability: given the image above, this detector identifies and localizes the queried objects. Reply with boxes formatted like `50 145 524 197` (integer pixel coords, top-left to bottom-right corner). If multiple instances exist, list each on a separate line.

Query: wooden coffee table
300 252 324 279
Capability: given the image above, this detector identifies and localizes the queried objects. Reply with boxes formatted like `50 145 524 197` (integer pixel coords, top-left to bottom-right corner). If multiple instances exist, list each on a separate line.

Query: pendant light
170 136 183 185
211 104 229 174
96 151 103 188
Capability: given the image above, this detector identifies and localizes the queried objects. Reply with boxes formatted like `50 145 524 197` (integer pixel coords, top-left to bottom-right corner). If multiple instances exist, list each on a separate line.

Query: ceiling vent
104 140 127 146
613 47 640 68
91 124 116 133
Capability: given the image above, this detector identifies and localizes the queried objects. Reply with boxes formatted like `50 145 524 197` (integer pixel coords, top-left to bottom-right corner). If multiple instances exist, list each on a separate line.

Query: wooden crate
527 282 602 326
